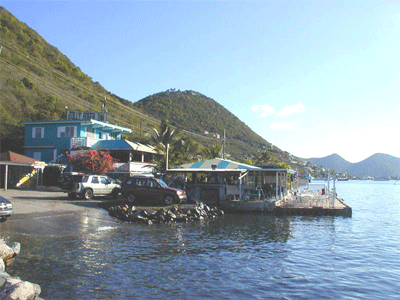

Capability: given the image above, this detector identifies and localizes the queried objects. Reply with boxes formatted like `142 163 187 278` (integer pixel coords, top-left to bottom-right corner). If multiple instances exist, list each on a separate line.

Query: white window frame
57 126 77 138
32 127 44 138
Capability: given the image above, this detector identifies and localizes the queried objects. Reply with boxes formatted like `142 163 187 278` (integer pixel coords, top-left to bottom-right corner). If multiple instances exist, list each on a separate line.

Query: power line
0 40 217 142
0 37 162 125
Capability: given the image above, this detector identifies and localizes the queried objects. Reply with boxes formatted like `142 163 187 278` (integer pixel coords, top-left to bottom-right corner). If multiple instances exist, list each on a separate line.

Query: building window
58 126 77 138
32 127 44 138
33 152 41 160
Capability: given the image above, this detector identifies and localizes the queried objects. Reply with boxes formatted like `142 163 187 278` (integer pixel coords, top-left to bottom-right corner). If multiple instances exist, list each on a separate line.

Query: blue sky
3 1 400 163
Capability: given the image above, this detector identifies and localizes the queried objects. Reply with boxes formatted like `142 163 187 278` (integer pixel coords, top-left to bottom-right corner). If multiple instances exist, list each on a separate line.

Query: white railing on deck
110 162 154 174
70 137 99 148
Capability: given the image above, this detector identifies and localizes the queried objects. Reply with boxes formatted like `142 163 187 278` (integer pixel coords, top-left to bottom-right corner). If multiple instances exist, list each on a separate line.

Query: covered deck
167 158 294 209
90 139 159 178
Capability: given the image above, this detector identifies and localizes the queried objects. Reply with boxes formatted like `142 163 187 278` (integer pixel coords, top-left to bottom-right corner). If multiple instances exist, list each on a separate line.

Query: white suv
61 174 121 200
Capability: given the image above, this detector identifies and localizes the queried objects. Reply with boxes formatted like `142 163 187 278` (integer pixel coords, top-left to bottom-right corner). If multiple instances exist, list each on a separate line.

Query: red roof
0 151 38 163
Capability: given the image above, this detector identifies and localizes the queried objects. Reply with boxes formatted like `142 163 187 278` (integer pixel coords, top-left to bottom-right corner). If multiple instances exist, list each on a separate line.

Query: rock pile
0 239 42 300
106 203 224 224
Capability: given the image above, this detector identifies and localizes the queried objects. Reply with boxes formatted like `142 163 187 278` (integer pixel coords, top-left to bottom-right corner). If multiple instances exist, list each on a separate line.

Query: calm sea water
1 180 400 299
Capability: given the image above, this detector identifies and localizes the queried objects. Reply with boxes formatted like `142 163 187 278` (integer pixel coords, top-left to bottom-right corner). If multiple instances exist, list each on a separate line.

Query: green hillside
0 6 297 166
0 6 159 150
133 90 273 158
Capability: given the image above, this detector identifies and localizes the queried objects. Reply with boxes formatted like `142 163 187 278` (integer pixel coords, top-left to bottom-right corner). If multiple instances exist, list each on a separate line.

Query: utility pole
222 129 226 159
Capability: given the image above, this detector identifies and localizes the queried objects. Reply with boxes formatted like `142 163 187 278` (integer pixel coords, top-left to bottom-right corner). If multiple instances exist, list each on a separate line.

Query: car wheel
127 194 136 204
164 195 174 205
68 192 76 200
83 189 93 200
0 217 6 223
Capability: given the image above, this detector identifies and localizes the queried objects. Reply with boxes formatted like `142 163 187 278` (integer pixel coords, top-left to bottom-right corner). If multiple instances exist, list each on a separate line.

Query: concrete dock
274 192 352 217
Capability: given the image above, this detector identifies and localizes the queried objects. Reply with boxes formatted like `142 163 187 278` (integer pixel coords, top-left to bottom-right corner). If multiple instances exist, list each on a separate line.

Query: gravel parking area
0 187 108 216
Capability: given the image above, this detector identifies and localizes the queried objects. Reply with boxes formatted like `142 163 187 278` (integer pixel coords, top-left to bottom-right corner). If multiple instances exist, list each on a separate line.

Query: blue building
23 110 132 163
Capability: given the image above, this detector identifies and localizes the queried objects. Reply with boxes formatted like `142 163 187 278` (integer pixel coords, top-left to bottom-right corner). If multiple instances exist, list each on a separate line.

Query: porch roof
0 151 45 167
169 158 295 174
170 158 261 172
90 139 157 154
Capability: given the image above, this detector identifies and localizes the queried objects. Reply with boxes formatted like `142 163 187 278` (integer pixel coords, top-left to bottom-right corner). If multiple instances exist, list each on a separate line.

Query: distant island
305 153 400 179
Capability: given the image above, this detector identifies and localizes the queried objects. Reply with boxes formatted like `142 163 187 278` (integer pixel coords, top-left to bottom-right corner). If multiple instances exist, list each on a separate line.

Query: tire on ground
83 189 93 200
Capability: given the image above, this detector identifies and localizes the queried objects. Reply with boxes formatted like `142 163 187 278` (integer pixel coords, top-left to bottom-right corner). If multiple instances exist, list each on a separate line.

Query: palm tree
150 120 176 152
171 137 200 165
202 144 222 160
150 120 178 172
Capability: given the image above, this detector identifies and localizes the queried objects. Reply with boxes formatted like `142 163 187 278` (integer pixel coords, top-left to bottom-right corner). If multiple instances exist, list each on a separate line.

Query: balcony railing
110 162 155 174
70 137 100 149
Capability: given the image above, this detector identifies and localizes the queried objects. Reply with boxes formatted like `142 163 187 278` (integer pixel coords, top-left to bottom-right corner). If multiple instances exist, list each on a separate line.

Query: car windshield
155 178 168 188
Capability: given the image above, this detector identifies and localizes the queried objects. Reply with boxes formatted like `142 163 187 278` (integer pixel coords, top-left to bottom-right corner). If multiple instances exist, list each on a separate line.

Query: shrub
67 149 117 174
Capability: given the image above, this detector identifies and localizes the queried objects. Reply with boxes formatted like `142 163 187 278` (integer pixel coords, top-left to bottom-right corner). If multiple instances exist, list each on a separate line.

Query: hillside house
22 110 132 163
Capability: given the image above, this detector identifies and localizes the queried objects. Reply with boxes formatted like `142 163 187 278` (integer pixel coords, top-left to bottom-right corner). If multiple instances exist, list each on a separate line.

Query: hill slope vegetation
0 7 286 162
133 90 272 158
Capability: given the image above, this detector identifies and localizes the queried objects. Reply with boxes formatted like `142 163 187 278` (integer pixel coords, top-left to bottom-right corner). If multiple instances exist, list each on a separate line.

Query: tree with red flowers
67 150 117 175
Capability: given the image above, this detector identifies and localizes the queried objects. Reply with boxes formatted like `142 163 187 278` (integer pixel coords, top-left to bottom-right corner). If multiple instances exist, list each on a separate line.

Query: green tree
171 137 200 166
202 144 222 160
256 150 276 165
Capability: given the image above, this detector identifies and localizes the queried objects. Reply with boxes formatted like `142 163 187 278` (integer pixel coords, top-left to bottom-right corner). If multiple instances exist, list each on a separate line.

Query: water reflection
2 181 398 300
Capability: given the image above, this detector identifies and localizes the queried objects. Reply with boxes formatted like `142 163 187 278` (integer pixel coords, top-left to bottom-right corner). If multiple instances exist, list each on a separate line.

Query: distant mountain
307 153 400 178
307 154 352 173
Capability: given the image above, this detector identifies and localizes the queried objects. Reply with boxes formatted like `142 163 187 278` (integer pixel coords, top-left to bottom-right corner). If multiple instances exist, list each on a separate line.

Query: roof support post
4 164 8 191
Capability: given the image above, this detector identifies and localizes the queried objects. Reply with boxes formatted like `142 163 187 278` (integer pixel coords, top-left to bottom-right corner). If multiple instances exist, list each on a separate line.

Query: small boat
337 178 349 181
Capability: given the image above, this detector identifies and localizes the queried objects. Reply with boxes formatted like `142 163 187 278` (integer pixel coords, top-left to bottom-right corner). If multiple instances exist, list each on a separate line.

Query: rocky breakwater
0 239 41 300
106 203 224 224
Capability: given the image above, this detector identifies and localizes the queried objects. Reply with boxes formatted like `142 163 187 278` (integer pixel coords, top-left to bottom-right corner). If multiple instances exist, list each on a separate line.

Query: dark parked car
0 196 14 222
122 176 187 205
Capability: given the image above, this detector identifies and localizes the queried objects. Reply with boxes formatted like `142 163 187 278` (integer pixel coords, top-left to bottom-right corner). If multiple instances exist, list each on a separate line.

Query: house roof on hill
23 119 132 134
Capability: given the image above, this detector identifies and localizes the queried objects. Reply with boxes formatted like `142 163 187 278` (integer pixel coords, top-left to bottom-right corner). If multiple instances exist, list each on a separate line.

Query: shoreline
0 187 108 216
0 187 117 300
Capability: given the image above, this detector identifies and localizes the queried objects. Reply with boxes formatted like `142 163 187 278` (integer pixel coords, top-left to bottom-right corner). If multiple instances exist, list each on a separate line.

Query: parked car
122 176 187 205
0 196 14 222
61 174 122 200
